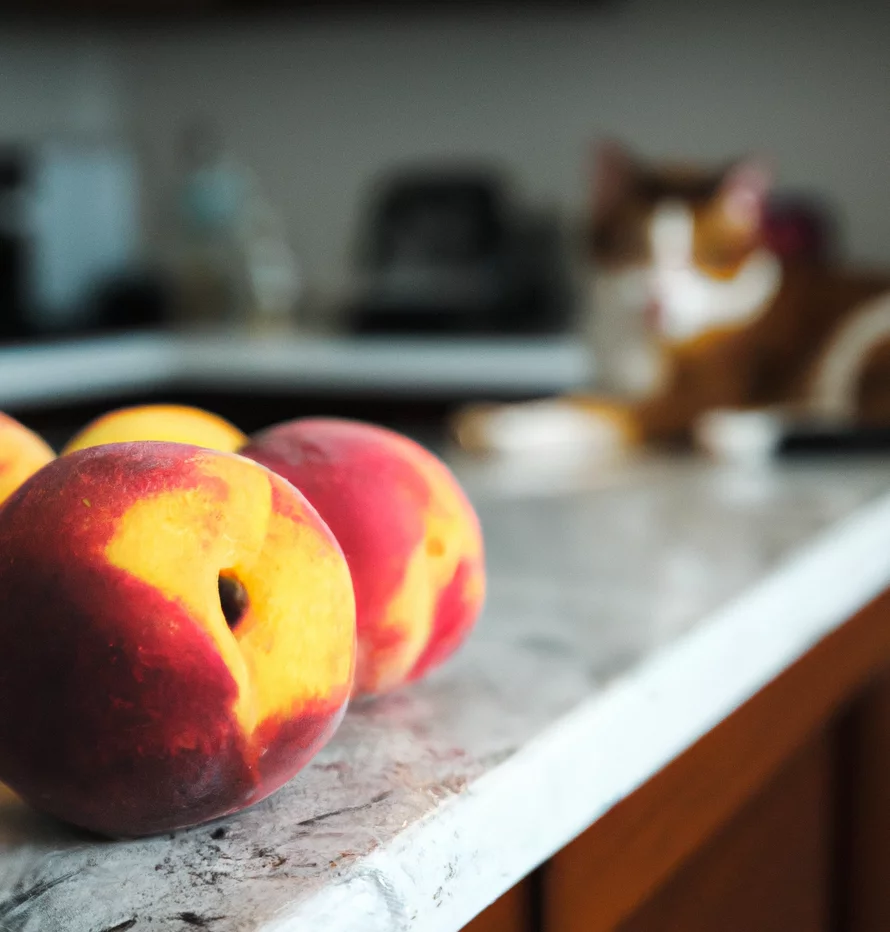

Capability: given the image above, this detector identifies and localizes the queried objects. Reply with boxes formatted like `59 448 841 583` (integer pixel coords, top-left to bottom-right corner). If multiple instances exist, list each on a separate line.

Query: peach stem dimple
218 573 249 631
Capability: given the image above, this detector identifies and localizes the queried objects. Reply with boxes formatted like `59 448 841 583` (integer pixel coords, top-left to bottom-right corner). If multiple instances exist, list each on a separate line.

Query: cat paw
695 408 785 464
452 399 637 457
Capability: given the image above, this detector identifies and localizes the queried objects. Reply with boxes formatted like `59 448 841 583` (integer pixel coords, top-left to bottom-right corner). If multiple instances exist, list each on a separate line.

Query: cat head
590 141 772 275
589 141 779 345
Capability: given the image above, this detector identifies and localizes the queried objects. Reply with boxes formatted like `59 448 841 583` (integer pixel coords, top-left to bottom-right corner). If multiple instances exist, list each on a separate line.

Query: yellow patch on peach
63 405 247 455
105 453 354 731
373 437 485 692
0 413 55 506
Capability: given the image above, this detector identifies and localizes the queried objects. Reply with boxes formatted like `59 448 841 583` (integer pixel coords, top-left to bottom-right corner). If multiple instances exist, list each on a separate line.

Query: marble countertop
0 332 590 408
3 455 890 932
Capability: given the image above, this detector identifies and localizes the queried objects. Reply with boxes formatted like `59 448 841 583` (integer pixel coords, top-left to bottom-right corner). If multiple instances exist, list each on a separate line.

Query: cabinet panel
837 671 890 932
544 590 890 932
463 880 533 932
618 733 832 932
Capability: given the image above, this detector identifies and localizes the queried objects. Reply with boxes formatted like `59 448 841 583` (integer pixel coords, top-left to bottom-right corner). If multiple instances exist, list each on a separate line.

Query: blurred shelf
0 330 592 409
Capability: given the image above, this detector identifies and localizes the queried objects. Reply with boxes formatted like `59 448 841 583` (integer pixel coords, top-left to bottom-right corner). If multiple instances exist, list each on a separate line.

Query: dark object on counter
0 150 29 341
91 272 174 332
778 423 890 456
0 141 141 343
702 410 890 463
348 166 573 336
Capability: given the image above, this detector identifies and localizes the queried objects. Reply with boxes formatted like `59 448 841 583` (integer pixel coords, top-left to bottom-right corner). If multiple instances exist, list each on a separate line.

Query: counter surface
2 456 890 932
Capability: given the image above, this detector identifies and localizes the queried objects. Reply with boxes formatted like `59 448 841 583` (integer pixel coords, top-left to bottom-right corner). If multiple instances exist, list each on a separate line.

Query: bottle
172 119 247 329
171 118 300 334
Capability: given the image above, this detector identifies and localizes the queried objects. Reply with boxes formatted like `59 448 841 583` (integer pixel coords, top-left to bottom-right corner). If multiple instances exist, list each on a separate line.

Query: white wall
0 29 123 142
117 0 890 303
4 0 890 307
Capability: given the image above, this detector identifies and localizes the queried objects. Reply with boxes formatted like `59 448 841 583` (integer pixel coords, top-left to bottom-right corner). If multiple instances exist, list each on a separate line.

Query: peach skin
242 418 485 696
0 442 356 837
63 404 247 454
0 412 55 506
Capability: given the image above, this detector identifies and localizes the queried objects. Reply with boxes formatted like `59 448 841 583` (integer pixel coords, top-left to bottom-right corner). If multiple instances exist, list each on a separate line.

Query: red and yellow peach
63 404 247 455
0 441 355 836
0 412 55 507
242 418 485 696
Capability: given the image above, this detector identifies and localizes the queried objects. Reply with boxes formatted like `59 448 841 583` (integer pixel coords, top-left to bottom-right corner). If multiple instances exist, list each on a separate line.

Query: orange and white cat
454 142 890 458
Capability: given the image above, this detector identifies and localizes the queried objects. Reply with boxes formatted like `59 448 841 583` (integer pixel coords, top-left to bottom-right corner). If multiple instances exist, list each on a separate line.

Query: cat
453 142 890 458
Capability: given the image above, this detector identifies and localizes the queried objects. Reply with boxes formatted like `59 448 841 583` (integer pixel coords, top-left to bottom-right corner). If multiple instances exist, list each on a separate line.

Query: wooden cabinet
464 883 534 932
617 735 832 932
462 589 890 932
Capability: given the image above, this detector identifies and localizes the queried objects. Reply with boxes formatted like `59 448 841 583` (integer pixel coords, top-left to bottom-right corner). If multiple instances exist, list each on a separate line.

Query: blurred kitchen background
0 0 888 448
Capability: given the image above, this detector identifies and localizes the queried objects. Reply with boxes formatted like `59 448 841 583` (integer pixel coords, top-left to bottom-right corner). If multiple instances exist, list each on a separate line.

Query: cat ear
718 158 773 231
592 140 638 218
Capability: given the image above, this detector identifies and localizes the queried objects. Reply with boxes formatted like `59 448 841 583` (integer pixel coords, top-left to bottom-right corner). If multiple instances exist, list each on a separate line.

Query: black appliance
0 151 28 340
348 166 573 336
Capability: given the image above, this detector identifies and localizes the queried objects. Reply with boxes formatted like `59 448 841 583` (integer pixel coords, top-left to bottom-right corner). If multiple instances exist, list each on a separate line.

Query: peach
63 404 247 455
241 418 485 696
0 442 355 836
0 412 55 506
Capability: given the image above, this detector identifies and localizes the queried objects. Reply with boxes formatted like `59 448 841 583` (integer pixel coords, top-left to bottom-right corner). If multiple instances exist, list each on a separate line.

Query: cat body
454 144 890 456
